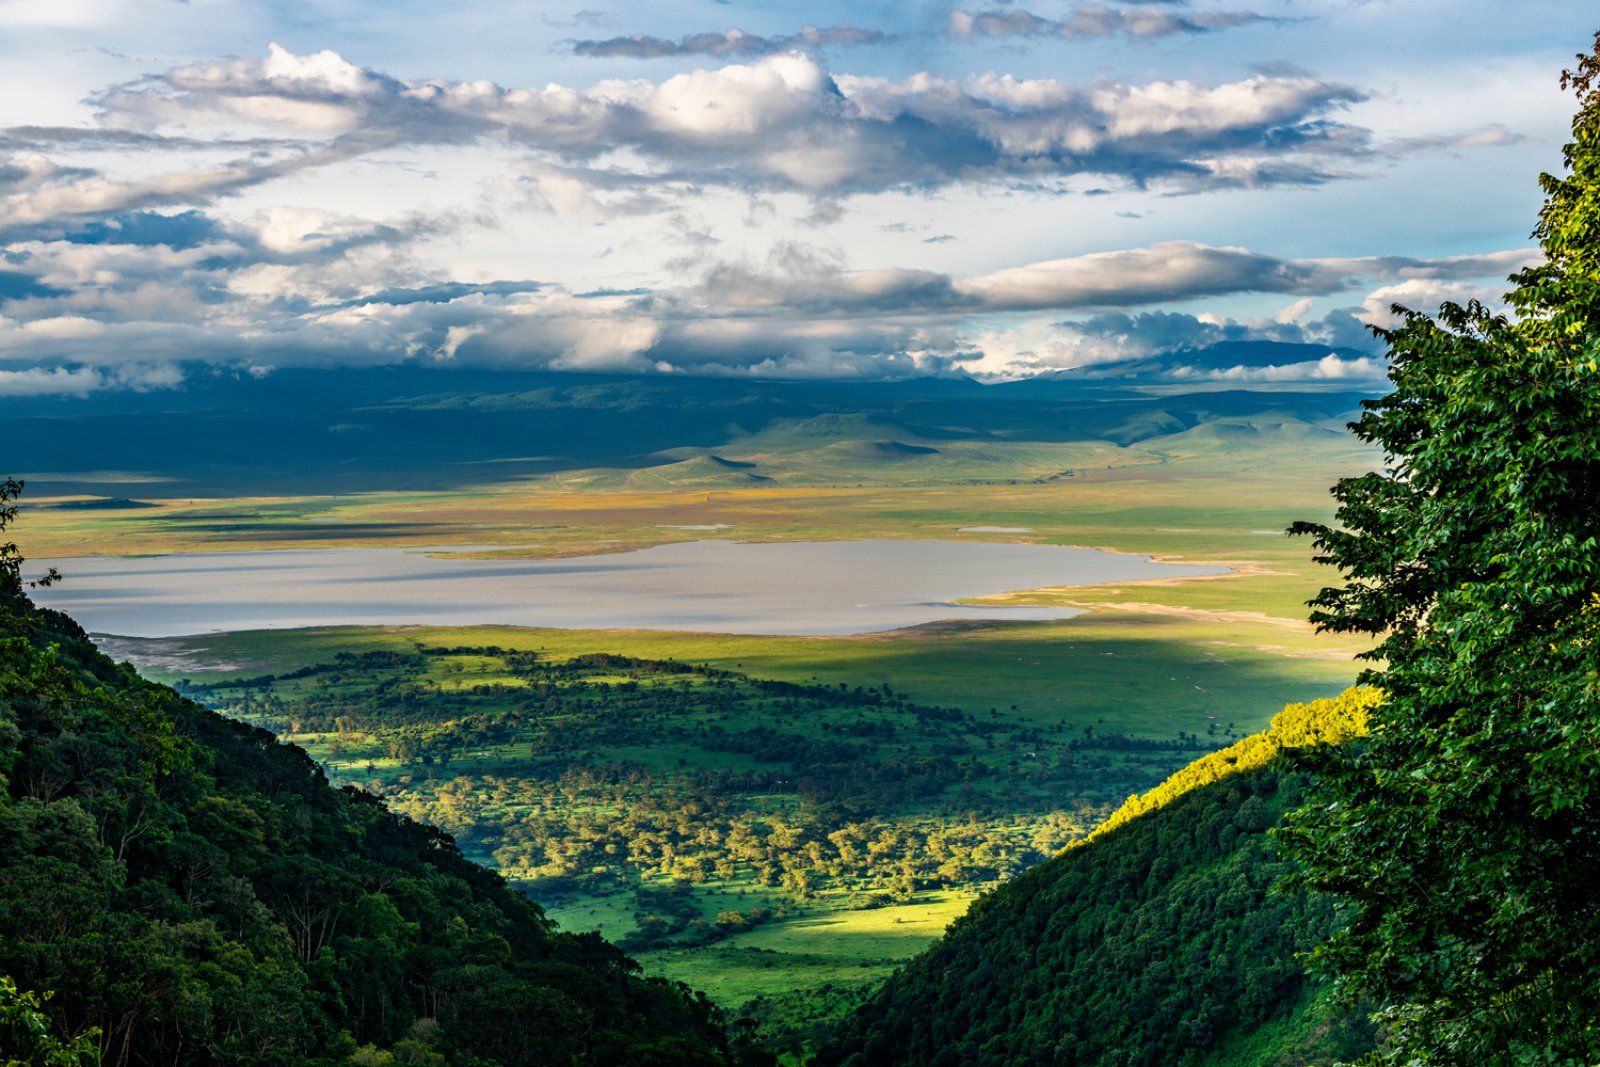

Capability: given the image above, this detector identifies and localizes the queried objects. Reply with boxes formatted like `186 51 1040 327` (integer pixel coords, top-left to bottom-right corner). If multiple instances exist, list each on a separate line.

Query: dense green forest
810 693 1378 1067
174 639 1234 1039
0 484 765 1067
179 644 1224 916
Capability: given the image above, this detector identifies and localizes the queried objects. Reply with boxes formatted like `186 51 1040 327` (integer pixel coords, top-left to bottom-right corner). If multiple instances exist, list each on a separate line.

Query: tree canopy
1282 32 1600 1065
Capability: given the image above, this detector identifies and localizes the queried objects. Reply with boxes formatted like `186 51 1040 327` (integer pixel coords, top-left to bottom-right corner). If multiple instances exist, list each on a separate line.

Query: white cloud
1358 278 1507 329
0 143 359 228
0 365 102 395
0 211 1537 385
0 360 181 396
1274 297 1313 323
435 323 484 361
956 242 1350 311
0 0 1579 393
73 45 1373 208
1170 352 1385 381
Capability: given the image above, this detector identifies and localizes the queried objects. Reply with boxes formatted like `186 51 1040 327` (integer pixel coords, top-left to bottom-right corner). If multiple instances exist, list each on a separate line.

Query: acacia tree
1280 34 1600 1065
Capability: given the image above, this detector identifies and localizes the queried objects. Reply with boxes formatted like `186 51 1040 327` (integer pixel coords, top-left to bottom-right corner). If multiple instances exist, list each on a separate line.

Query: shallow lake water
30 539 1226 638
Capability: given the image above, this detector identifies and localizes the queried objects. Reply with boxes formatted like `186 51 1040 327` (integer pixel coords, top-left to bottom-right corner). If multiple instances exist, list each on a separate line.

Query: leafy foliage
0 977 99 1066
810 694 1379 1067
0 491 755 1066
1281 32 1600 1065
1068 688 1377 853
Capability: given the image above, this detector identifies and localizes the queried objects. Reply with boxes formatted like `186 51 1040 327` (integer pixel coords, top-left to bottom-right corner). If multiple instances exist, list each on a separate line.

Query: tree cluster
1282 33 1600 1064
187 645 1216 920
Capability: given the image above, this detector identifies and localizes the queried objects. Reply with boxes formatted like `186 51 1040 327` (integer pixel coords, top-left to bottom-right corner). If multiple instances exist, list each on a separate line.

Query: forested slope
0 568 759 1064
811 692 1378 1067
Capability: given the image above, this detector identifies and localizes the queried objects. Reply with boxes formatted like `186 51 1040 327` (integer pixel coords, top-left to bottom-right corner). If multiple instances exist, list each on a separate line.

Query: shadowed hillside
0 541 765 1065
810 692 1380 1067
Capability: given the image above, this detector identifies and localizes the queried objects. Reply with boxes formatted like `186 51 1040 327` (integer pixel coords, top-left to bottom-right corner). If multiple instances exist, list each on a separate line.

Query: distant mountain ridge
5 352 1378 496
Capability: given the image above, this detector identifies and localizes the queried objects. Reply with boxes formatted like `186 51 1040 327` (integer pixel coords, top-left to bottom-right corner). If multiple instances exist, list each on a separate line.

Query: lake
29 539 1226 637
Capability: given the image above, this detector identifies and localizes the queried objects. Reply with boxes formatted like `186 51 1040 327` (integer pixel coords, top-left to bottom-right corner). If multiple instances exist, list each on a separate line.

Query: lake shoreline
32 538 1228 639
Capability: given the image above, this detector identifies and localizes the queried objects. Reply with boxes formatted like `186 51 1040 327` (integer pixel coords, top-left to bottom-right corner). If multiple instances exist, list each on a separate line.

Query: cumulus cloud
0 143 364 232
0 365 104 396
948 4 1276 41
73 44 1371 205
1168 352 1385 382
0 361 181 397
1354 278 1509 330
0 157 1535 389
957 242 1351 311
1004 256 1527 383
571 24 890 59
957 307 1394 381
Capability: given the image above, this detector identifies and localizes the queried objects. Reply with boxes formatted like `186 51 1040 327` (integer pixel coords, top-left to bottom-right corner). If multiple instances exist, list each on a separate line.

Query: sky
0 0 1593 393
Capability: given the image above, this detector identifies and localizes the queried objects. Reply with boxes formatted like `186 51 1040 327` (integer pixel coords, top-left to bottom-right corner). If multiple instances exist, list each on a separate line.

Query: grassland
115 610 1363 741
32 434 1374 673
21 423 1372 570
151 642 1124 1042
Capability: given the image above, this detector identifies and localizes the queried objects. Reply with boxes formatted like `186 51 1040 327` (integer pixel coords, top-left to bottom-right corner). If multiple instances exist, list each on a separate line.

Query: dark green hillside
811 694 1379 1067
0 525 755 1064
